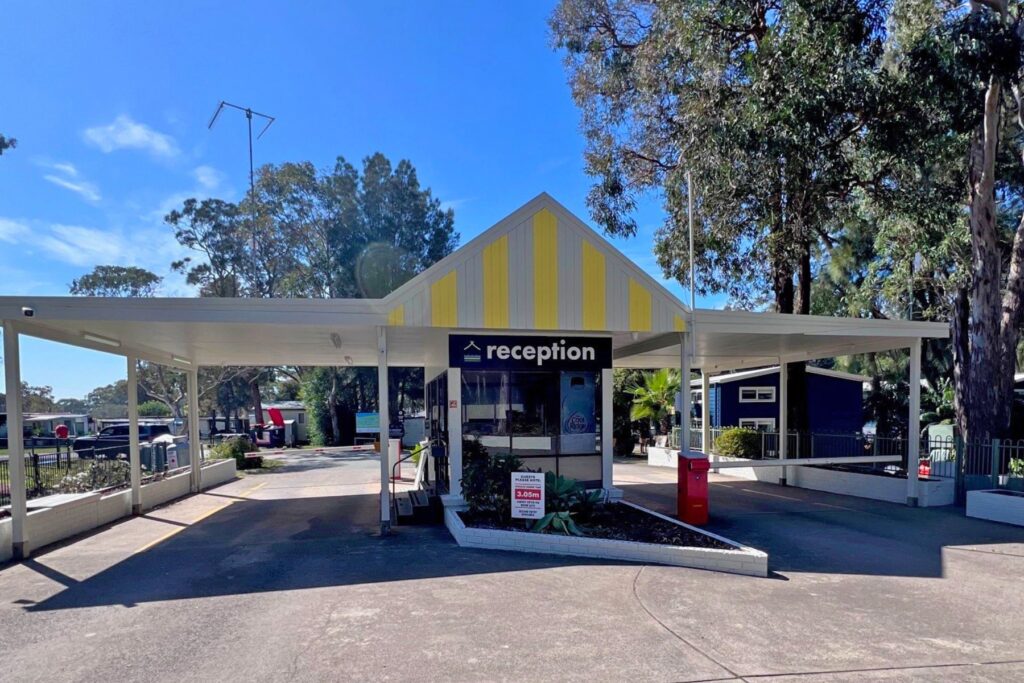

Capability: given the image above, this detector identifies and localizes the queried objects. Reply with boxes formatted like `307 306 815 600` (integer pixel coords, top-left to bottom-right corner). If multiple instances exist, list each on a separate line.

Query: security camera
21 306 34 318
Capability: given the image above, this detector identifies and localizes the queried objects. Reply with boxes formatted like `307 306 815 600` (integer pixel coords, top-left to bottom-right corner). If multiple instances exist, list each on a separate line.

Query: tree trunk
328 370 341 446
963 77 1004 442
787 240 812 433
952 286 971 439
250 381 264 428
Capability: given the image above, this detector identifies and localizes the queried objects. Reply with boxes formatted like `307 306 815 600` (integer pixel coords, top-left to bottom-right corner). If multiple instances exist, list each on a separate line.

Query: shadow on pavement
20 492 614 612
621 478 1024 578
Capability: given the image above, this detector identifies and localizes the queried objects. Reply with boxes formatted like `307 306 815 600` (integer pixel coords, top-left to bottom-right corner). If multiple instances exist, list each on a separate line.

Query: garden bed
459 502 730 549
446 499 767 577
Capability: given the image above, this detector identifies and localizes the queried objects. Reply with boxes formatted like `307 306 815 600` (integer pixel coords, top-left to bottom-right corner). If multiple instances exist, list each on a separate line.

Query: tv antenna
208 101 275 293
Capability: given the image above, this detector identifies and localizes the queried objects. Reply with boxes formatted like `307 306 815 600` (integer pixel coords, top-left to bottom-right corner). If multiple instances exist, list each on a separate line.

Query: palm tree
629 369 681 435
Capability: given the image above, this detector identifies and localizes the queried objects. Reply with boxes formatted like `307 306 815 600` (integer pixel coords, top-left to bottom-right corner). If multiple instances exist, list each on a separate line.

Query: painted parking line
133 481 267 554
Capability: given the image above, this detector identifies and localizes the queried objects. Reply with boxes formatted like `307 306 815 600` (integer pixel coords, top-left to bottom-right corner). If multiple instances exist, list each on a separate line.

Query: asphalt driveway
0 453 1021 682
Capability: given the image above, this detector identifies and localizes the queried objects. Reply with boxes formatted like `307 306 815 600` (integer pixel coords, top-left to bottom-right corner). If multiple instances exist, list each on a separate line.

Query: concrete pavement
0 452 1020 681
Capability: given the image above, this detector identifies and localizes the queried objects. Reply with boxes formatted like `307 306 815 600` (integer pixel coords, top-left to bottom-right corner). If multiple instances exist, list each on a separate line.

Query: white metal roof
615 309 947 372
688 365 870 387
0 194 948 371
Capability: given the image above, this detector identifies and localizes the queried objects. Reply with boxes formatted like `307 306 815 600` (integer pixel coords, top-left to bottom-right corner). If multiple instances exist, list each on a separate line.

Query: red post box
678 453 710 525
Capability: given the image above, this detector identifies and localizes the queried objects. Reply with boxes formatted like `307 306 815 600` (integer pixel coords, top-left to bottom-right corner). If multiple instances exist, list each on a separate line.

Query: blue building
687 366 868 434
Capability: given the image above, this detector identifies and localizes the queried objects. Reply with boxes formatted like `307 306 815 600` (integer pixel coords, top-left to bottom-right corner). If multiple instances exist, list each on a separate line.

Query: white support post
680 334 691 456
601 367 614 489
447 367 462 499
187 368 201 493
907 341 921 506
702 371 712 464
778 361 789 486
3 322 28 560
127 356 142 515
377 326 391 534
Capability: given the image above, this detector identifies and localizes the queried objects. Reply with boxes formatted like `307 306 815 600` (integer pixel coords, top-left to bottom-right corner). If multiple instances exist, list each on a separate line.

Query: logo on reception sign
463 340 482 363
511 471 545 519
449 334 611 371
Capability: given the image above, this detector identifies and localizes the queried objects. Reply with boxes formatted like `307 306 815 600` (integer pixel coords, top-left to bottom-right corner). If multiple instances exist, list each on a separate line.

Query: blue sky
0 1 721 400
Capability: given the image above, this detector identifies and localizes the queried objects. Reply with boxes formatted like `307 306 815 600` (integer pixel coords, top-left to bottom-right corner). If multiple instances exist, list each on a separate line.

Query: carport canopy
0 193 948 558
0 296 946 371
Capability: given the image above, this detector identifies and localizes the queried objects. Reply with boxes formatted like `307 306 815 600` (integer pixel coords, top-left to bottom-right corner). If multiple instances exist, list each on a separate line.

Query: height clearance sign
511 472 545 519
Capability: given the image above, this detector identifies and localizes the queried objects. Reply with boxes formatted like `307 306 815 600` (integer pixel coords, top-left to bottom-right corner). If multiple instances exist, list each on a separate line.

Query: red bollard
678 452 710 525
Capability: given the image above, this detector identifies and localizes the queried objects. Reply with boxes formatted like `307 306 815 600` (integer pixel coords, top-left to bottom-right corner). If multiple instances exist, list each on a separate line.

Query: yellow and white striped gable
382 193 689 333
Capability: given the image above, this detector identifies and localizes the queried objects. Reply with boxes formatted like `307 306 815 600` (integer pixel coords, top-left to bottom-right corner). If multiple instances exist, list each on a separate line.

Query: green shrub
715 427 762 458
531 472 605 536
1010 458 1024 478
461 441 525 525
57 460 131 493
211 436 261 470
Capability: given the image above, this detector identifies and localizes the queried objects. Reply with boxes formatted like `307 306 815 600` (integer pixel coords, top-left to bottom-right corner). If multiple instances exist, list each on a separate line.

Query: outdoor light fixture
172 356 192 365
344 355 354 366
330 332 343 349
82 332 121 348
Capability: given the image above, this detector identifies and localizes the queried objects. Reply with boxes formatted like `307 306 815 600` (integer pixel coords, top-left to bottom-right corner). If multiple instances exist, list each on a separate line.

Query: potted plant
1006 458 1024 492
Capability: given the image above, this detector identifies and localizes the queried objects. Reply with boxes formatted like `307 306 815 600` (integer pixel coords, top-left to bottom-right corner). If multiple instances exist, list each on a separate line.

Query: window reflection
461 369 602 486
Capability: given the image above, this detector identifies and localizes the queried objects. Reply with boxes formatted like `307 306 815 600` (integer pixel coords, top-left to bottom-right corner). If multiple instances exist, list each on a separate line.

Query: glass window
738 386 775 403
462 370 511 455
458 367 603 485
509 371 557 456
738 418 775 431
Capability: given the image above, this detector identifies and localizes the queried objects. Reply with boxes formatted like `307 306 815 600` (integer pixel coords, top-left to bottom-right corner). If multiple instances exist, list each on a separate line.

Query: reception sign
449 334 611 371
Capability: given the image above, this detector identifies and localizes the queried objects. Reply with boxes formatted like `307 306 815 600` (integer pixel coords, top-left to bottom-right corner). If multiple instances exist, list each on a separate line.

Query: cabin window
738 386 775 403
738 418 775 431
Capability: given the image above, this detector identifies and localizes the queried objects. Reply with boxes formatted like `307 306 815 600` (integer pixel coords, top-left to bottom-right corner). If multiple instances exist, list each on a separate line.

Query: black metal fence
0 437 190 508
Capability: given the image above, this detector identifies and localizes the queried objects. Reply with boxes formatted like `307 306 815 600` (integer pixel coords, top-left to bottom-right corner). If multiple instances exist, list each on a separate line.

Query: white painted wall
967 490 1024 526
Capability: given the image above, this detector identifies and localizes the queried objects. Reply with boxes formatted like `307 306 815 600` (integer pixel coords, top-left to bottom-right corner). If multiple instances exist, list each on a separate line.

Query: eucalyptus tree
166 153 458 445
552 0 890 432
551 0 888 314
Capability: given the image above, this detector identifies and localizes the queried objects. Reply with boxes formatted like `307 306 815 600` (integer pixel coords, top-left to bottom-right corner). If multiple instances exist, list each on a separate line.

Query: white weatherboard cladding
508 217 533 328
379 193 689 333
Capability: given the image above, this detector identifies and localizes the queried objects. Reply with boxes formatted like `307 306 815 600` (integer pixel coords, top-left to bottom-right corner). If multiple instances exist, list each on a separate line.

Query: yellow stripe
629 278 652 332
388 304 405 326
482 235 509 328
581 241 606 330
533 209 559 329
430 271 458 327
674 314 687 332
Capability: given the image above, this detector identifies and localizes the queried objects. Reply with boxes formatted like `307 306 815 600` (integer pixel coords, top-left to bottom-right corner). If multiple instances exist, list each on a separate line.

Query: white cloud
193 165 223 191
0 217 30 243
83 115 180 158
52 161 79 177
37 159 102 202
38 224 127 267
43 174 102 202
440 197 471 212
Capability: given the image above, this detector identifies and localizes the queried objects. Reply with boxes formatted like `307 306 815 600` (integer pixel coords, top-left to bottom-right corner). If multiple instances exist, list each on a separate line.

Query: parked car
73 424 172 458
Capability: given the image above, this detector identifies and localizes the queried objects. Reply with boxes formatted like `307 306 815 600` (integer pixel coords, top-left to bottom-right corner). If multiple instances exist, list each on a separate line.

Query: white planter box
967 489 1024 526
201 458 237 489
0 461 239 562
444 500 768 577
792 466 954 507
0 518 11 563
140 471 192 510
